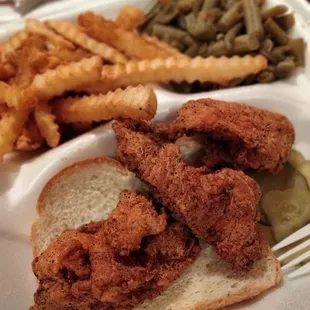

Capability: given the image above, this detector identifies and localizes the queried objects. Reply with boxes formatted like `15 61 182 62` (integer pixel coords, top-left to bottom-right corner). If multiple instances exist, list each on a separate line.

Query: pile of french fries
0 6 268 161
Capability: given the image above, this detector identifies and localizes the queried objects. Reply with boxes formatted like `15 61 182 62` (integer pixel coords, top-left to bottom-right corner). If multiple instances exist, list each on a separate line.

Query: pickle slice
289 149 306 169
297 161 310 189
261 189 310 242
247 162 309 194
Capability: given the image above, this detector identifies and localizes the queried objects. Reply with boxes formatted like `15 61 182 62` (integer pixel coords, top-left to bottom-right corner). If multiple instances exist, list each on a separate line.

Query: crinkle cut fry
115 6 145 31
78 11 173 59
0 81 38 110
83 55 268 94
45 20 128 64
34 102 60 148
15 116 43 151
54 85 157 123
25 18 75 50
30 56 102 100
0 109 29 160
1 31 29 61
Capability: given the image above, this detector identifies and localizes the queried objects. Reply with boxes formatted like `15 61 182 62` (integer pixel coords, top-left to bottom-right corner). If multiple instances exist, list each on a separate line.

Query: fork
272 223 310 278
0 0 47 15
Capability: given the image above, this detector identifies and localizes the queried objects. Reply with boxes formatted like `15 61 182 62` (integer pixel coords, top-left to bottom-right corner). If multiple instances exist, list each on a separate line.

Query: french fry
46 47 91 62
54 85 157 123
0 82 38 109
34 102 60 148
83 55 268 93
25 18 75 50
30 56 102 100
0 62 16 81
1 31 29 61
78 12 172 59
115 6 145 31
46 20 128 64
0 109 29 160
0 103 7 114
141 33 188 58
30 51 63 73
15 116 44 151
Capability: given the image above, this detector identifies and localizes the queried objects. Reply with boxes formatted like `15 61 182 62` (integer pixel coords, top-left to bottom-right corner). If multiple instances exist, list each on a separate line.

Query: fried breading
32 191 200 310
154 99 295 174
113 120 263 269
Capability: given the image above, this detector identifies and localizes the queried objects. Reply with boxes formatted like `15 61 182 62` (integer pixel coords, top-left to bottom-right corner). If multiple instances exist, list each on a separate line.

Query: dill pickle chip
247 162 309 194
261 189 310 242
296 161 310 189
289 149 306 169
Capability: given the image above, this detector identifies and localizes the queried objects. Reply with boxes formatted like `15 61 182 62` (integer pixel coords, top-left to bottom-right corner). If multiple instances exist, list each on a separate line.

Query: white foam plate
0 0 310 309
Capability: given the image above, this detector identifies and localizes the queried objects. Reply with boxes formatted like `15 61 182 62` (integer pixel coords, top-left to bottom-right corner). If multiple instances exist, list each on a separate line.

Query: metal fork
0 0 48 15
272 223 310 278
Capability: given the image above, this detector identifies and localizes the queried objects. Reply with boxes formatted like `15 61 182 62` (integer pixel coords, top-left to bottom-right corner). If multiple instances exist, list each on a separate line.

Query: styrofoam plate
0 0 310 309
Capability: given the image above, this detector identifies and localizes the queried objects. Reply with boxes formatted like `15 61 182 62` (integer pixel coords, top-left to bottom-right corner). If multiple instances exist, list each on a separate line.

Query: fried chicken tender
32 191 200 310
113 120 263 269
154 99 295 174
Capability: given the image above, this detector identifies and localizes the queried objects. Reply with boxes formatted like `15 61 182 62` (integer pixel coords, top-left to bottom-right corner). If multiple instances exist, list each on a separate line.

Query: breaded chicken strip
113 121 263 269
32 191 200 310
154 99 295 174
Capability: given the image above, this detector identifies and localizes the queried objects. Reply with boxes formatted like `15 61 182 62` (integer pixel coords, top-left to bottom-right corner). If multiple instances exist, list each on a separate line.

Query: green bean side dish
140 0 306 93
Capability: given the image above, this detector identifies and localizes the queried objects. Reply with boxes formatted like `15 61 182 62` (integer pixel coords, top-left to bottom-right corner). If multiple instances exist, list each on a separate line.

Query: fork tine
272 224 310 252
281 251 310 270
278 239 310 262
288 261 310 278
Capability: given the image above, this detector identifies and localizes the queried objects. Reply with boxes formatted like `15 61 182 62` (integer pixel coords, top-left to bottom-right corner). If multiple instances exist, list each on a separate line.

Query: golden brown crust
31 156 129 258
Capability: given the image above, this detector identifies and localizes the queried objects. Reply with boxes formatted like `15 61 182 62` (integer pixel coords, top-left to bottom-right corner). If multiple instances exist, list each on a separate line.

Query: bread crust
181 243 282 310
31 156 130 257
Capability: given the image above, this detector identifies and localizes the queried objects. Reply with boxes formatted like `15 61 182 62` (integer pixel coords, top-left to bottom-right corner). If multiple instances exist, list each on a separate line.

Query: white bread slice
31 157 281 309
31 157 144 257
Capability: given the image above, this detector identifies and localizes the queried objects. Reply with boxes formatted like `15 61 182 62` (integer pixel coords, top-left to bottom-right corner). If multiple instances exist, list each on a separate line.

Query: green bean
217 2 243 32
177 14 187 30
271 45 291 61
184 34 196 46
289 38 306 67
198 0 220 19
224 22 242 51
186 13 217 40
192 0 204 16
170 81 193 93
152 24 187 41
233 34 260 54
274 14 295 31
185 42 200 57
198 42 209 57
170 39 186 51
261 38 274 52
243 0 264 40
207 34 259 56
216 33 225 41
206 40 229 56
200 8 223 24
257 68 275 83
262 5 289 20
220 0 241 10
275 59 296 78
264 18 289 45
260 50 280 64
140 2 161 29
177 0 196 13
154 3 179 24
